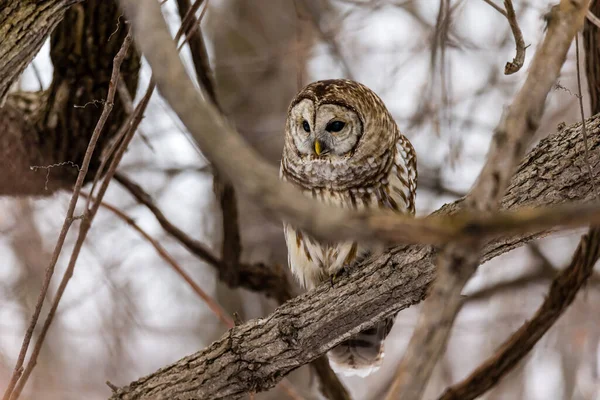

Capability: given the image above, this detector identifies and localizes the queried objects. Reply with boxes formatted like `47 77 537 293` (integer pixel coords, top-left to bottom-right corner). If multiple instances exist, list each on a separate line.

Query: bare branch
385 1 590 398
439 19 600 400
3 30 133 400
108 113 600 399
439 227 600 400
479 0 526 74
175 0 243 288
480 0 508 17
94 197 235 327
114 172 295 303
588 9 600 28
503 0 526 75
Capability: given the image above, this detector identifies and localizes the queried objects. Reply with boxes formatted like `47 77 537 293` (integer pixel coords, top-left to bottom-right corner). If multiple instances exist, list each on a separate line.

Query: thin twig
116 74 154 150
4 32 133 400
91 196 234 327
176 0 209 53
583 0 600 114
503 0 526 75
114 172 221 266
114 173 295 303
481 0 508 17
479 0 526 74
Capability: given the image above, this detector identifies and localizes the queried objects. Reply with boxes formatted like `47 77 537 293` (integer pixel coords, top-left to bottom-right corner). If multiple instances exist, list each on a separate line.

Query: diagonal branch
174 0 243 288
503 0 526 75
115 173 349 399
114 172 295 304
439 227 600 400
385 1 591 398
108 113 600 399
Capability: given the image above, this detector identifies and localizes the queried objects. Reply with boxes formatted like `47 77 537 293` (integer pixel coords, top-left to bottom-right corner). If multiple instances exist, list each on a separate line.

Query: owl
280 79 417 376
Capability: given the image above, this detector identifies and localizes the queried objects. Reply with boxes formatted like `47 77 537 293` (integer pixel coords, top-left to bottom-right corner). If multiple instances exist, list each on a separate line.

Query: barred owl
280 79 417 376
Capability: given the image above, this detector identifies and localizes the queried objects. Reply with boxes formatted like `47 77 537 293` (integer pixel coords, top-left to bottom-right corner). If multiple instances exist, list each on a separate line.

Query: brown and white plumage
280 79 417 376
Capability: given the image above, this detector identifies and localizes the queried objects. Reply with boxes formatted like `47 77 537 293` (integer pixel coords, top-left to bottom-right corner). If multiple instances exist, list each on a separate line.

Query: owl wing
385 133 417 215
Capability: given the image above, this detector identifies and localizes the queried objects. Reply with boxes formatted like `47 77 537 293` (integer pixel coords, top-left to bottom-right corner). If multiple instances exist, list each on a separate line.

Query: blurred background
1 0 599 399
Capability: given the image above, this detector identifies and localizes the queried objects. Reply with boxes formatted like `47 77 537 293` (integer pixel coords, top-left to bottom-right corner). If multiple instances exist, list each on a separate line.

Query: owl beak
314 139 328 156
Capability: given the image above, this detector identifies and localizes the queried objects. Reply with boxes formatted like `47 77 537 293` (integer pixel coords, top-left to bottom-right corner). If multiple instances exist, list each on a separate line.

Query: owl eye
302 120 311 133
326 120 345 132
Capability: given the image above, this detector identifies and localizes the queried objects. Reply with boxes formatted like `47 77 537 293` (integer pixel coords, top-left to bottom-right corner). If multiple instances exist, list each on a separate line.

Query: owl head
282 79 399 189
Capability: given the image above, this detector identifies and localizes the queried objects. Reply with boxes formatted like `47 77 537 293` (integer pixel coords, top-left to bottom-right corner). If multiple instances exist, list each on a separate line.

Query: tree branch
113 172 295 304
108 112 600 399
173 0 243 289
385 2 590 398
0 0 78 102
439 227 600 400
0 0 139 195
439 40 600 394
115 171 350 399
503 0 526 75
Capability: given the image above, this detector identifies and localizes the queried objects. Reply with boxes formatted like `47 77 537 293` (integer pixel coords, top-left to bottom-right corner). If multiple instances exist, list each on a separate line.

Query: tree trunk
0 0 140 195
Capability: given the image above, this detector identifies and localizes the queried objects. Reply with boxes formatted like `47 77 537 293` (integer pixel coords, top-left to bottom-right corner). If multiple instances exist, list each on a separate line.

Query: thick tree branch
0 1 140 195
0 0 78 103
109 113 600 399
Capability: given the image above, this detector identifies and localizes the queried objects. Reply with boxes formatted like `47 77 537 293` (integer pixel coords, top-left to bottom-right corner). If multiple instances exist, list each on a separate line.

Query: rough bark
0 0 75 102
0 0 139 195
109 114 600 400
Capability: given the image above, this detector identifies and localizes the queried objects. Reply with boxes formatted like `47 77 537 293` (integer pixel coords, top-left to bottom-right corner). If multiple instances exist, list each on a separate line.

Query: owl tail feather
327 316 395 377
